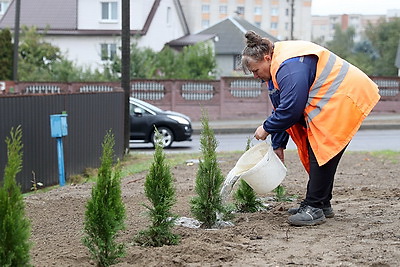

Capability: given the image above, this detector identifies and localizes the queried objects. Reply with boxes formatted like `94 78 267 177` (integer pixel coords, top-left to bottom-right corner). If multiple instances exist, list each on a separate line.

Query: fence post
171 80 176 111
220 78 225 119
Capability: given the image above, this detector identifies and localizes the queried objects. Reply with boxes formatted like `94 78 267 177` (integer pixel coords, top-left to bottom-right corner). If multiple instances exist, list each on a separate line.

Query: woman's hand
254 125 269 140
274 147 285 164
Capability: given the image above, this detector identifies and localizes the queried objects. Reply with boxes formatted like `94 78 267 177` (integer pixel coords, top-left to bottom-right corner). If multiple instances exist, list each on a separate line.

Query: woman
241 31 380 226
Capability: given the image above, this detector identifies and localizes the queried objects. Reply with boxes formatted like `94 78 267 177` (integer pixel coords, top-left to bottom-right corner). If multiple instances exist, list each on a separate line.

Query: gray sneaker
288 203 335 218
287 205 326 226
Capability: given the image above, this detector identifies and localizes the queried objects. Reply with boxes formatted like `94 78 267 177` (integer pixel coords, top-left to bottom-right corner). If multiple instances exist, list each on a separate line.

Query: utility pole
121 0 131 154
12 0 21 81
290 0 294 40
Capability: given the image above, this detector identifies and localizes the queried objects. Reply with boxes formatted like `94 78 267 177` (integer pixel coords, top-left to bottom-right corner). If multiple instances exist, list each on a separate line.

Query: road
130 129 400 153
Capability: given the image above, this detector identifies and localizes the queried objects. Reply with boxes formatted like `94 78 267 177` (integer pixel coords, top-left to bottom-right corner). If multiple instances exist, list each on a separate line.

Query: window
236 6 245 15
254 7 262 15
100 43 117 61
271 8 278 16
201 19 210 29
0 1 10 15
254 21 261 27
202 4 210 13
271 22 278 29
101 2 118 20
167 6 171 24
219 5 227 14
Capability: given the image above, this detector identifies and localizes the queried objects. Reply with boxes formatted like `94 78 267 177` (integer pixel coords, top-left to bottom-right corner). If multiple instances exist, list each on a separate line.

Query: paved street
130 129 400 153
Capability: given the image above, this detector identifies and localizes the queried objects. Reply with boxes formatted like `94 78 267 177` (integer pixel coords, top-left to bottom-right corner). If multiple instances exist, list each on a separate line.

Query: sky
311 0 400 15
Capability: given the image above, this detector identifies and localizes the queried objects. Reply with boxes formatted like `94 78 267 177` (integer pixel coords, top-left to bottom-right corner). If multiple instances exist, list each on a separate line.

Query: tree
177 43 218 79
110 41 158 79
325 25 355 59
190 111 225 228
134 129 180 247
154 46 180 79
82 131 125 267
0 29 13 80
364 18 400 76
347 40 378 75
110 41 218 80
0 126 31 267
18 26 62 79
17 26 119 82
325 18 400 77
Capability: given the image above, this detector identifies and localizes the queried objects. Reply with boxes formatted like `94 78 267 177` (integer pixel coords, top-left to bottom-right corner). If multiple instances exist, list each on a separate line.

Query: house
0 0 189 71
167 16 279 77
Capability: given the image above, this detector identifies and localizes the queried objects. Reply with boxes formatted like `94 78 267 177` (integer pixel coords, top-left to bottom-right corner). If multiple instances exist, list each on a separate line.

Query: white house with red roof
0 0 189 71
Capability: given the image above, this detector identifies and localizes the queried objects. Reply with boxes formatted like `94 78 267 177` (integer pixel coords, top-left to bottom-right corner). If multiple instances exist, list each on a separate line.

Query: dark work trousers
305 142 347 208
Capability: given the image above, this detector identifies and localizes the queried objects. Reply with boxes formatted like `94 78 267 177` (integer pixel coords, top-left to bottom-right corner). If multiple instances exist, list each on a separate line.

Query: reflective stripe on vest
307 53 350 124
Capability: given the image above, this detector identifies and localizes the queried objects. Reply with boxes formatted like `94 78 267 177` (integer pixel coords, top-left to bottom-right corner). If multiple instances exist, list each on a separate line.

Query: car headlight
167 115 190 125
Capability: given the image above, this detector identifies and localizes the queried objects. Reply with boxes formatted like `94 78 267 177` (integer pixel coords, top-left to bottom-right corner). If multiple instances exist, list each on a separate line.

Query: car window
132 98 163 113
130 103 152 115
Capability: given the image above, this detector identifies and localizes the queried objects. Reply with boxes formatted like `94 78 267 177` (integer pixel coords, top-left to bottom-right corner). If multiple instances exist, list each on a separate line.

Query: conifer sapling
134 129 179 247
190 111 225 228
82 130 125 267
0 126 31 266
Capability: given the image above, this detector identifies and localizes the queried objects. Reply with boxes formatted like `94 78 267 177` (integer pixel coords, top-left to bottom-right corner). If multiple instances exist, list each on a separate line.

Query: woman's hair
241 30 274 74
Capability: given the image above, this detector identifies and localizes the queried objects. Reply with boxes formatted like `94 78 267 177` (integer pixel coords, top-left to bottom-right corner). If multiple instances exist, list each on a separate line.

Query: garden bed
26 150 400 266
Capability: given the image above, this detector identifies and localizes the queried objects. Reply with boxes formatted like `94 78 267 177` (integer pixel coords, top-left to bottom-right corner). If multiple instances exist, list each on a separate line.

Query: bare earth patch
26 151 400 267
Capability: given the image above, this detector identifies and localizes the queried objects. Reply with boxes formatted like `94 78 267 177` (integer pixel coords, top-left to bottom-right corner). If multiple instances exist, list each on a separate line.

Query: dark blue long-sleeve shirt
264 55 318 149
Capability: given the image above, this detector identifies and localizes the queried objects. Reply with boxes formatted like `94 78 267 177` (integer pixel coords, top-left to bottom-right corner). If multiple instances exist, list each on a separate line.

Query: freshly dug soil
26 150 400 266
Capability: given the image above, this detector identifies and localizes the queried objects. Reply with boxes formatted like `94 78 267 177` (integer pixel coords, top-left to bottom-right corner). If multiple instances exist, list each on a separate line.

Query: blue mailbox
50 114 68 137
50 113 68 186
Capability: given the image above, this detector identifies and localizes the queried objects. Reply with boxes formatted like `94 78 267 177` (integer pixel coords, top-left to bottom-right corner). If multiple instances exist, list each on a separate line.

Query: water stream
214 169 244 228
220 169 241 204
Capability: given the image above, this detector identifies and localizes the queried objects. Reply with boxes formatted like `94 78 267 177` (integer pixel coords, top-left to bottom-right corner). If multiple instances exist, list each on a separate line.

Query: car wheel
151 127 174 148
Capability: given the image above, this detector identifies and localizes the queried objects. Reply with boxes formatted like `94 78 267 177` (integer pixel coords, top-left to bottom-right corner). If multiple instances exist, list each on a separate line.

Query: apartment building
312 14 386 44
179 0 312 41
311 9 400 45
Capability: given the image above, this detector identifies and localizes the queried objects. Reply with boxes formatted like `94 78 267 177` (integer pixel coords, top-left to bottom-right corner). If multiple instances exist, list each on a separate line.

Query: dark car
130 97 193 147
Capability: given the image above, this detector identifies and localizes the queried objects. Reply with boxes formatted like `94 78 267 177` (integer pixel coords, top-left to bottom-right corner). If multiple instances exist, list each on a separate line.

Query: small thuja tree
234 137 264 212
135 129 179 247
190 111 225 228
0 126 31 266
82 131 125 267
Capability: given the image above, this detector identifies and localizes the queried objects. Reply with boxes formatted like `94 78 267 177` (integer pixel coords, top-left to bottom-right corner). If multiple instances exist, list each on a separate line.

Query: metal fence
372 78 400 97
0 91 124 193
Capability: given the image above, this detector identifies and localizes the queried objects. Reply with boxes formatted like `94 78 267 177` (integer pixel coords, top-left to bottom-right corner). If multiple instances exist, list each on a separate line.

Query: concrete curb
192 124 400 135
192 115 400 135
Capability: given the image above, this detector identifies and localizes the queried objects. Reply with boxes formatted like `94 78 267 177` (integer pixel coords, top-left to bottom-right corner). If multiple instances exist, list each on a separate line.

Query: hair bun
245 30 262 48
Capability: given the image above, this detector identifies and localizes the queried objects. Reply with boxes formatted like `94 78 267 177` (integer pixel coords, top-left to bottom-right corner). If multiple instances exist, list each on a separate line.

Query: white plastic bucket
229 142 287 194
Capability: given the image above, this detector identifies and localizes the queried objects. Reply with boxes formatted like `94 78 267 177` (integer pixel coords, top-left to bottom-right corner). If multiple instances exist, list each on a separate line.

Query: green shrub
234 179 264 212
233 137 263 212
190 111 225 228
0 126 31 266
134 129 180 247
82 131 125 267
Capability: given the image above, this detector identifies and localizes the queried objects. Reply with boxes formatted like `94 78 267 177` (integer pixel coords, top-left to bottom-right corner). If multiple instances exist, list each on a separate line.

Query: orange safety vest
270 41 380 172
